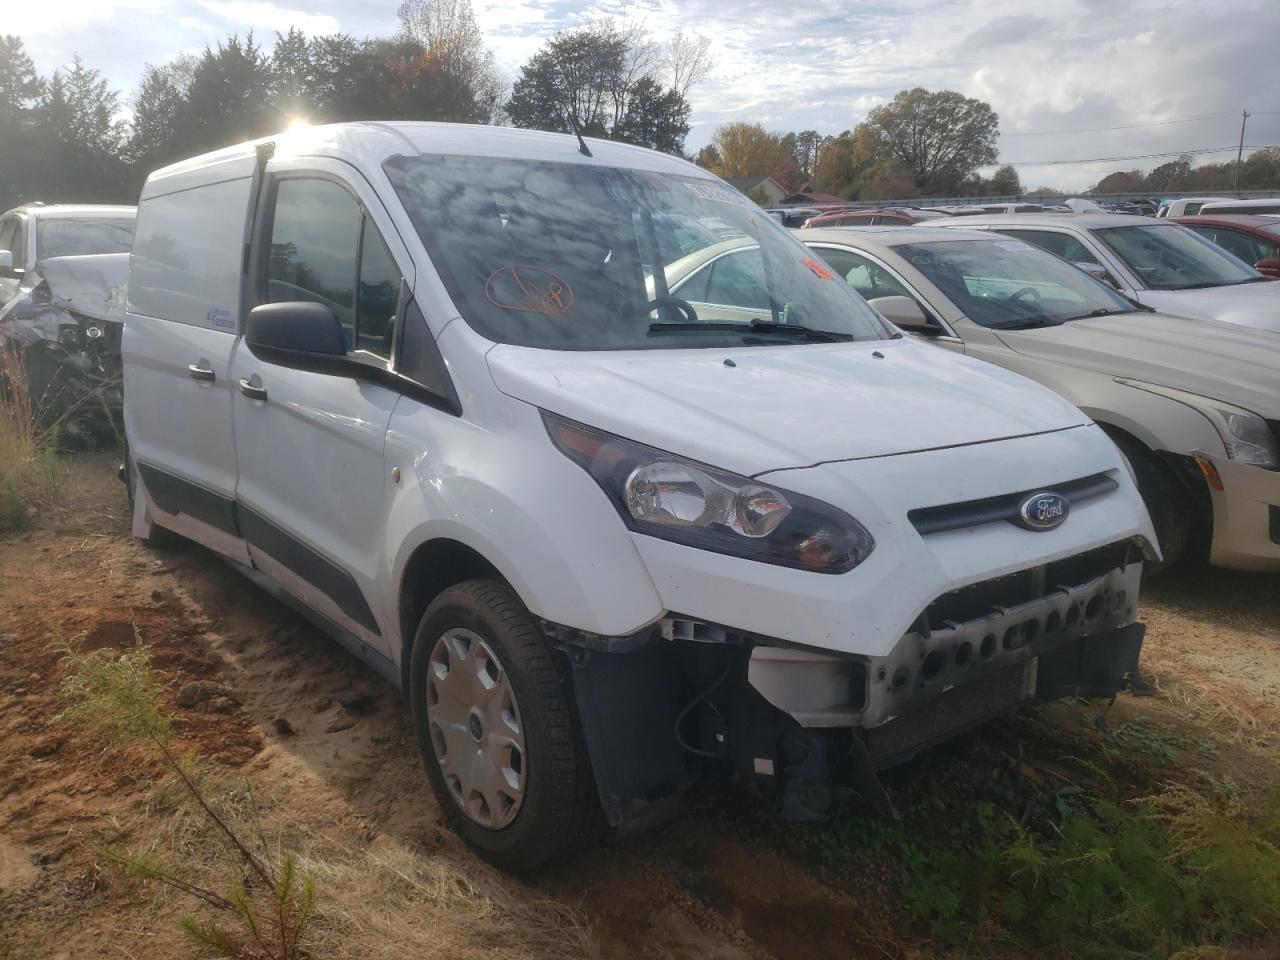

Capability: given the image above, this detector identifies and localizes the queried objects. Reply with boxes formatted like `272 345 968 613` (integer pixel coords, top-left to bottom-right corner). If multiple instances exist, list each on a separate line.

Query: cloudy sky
13 0 1280 189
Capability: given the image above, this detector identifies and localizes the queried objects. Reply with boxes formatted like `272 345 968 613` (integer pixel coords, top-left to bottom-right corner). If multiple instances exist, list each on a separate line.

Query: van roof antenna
569 116 592 158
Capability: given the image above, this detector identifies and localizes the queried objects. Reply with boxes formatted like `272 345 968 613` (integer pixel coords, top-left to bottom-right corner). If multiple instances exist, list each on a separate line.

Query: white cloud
20 0 1280 189
196 0 340 35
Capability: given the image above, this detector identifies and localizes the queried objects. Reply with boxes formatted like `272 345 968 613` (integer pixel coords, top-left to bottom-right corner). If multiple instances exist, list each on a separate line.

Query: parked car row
8 123 1273 874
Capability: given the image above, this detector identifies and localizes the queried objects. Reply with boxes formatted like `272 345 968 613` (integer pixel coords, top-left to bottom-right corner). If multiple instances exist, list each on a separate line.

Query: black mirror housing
246 302 345 357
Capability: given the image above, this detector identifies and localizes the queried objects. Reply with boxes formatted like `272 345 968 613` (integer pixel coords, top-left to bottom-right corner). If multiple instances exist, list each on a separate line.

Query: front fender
382 395 665 650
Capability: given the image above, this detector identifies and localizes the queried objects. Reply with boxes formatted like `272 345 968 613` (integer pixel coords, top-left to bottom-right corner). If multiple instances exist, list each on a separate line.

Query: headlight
543 412 874 573
1116 379 1279 470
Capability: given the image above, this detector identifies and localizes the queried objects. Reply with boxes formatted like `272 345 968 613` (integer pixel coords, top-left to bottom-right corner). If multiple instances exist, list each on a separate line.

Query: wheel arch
397 536 507 690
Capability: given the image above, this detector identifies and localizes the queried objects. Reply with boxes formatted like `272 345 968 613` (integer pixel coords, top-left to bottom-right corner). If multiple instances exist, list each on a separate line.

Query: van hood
487 337 1090 477
1135 281 1280 335
995 311 1280 418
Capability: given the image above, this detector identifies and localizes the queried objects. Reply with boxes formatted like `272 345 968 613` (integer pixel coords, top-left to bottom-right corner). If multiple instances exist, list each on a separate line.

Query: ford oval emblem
1016 491 1069 531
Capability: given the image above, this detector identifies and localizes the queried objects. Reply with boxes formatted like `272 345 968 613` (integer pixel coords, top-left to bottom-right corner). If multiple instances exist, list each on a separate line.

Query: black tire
409 579 597 871
1107 431 1193 576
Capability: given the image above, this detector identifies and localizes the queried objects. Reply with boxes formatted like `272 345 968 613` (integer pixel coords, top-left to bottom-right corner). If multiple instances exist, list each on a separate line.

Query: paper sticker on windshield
803 258 835 280
485 265 574 316
683 181 752 207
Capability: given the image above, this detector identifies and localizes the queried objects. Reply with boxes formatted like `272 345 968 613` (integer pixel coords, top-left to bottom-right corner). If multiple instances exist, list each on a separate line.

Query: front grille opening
924 540 1133 629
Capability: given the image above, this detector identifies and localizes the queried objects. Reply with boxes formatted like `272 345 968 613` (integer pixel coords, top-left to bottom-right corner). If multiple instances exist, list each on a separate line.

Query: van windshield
384 155 892 350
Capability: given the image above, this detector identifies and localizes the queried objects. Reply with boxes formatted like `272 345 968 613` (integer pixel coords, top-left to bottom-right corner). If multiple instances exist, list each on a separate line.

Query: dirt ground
1 453 1278 959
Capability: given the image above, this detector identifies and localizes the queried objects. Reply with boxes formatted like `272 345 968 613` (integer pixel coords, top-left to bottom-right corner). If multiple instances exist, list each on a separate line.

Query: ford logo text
1016 492 1069 531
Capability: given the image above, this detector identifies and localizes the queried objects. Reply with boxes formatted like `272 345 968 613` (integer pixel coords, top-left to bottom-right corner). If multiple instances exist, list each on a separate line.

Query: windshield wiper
1061 308 1135 321
647 320 854 342
987 317 1064 330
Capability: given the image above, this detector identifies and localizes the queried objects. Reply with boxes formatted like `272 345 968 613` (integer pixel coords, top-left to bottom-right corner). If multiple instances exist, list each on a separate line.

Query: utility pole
1234 109 1250 192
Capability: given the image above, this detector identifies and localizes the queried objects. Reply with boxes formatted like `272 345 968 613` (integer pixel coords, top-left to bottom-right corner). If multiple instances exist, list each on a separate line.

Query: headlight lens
1116 379 1278 470
544 412 874 573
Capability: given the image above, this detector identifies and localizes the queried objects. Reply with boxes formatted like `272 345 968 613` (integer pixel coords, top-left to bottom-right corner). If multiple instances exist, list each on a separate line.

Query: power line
1000 113 1237 137
999 144 1276 167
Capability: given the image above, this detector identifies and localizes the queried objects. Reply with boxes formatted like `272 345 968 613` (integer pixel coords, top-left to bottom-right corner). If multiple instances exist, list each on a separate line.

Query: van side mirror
246 302 346 357
1254 258 1280 278
867 295 935 334
1074 261 1119 289
0 250 12 273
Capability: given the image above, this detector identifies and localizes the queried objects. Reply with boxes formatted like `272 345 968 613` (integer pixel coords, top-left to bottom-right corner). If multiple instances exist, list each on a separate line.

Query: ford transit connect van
122 123 1156 870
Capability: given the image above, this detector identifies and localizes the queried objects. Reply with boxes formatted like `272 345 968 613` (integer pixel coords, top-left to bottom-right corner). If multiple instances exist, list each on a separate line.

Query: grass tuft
0 345 60 532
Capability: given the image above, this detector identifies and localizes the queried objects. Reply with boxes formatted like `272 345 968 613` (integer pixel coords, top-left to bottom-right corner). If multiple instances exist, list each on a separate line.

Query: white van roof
1197 198 1280 214
142 121 711 200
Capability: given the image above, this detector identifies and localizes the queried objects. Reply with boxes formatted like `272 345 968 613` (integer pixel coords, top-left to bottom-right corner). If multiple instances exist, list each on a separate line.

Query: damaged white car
123 123 1156 870
0 204 135 438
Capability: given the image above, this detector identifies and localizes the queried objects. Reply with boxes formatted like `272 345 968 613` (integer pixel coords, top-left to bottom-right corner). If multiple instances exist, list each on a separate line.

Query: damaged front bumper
1 254 127 433
749 552 1142 739
557 541 1147 830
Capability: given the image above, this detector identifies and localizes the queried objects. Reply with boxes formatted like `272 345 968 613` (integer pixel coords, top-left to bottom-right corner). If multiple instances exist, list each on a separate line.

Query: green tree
182 34 274 155
860 88 999 195
783 129 827 179
127 58 196 174
612 77 689 153
507 21 689 155
397 0 502 122
270 27 318 120
0 35 44 208
709 121 790 178
694 143 720 170
989 164 1021 196
1143 158 1190 192
32 57 129 202
1091 170 1145 194
0 35 42 120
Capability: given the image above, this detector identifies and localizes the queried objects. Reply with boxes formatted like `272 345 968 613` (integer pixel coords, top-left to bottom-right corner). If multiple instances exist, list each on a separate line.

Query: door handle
188 363 215 382
239 378 268 402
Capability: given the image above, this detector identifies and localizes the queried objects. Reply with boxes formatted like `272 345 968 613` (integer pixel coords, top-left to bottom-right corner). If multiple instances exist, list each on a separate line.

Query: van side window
266 180 402 359
356 215 399 358
267 179 361 347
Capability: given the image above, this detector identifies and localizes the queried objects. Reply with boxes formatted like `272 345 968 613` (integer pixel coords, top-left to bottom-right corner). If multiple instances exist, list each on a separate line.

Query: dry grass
0 344 60 530
300 837 599 960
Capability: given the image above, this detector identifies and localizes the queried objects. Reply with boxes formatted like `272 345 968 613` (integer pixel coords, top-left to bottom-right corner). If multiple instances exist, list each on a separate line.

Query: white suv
122 122 1156 870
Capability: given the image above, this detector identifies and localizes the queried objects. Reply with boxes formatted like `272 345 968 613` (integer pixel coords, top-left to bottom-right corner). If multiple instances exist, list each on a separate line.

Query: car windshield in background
894 238 1141 330
384 155 891 350
36 219 134 259
1092 224 1263 290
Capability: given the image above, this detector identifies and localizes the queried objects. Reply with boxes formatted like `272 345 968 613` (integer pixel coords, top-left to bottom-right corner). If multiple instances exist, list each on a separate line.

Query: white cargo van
122 122 1156 870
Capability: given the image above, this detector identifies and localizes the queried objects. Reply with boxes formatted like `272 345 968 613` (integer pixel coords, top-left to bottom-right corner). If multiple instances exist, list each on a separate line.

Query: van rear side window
130 177 252 330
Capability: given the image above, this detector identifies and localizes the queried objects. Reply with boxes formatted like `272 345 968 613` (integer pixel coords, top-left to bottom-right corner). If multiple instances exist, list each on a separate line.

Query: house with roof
722 176 787 205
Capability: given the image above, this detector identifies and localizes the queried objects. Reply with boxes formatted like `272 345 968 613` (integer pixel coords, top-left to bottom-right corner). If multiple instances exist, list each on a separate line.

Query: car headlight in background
1116 379 1279 470
543 412 874 573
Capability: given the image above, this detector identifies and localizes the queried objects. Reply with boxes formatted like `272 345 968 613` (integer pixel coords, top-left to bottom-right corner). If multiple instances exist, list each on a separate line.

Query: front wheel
1108 432 1193 576
409 579 597 871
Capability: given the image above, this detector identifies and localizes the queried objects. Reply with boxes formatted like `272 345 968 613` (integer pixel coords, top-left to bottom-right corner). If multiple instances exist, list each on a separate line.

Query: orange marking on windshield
485 265 575 315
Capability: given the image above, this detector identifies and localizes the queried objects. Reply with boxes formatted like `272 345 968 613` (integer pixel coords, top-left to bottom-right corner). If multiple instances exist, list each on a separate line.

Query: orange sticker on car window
485 265 574 315
803 258 835 280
